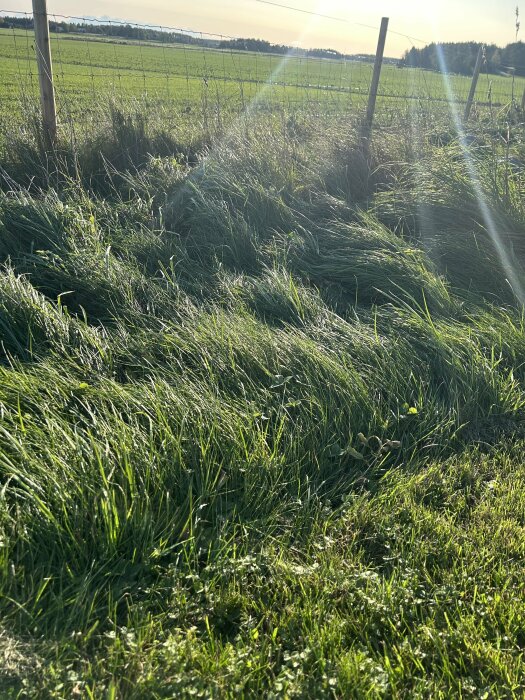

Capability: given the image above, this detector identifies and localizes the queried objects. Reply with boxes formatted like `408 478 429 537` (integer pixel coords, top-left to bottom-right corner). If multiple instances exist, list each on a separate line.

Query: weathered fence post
32 0 57 146
362 17 389 141
464 46 483 123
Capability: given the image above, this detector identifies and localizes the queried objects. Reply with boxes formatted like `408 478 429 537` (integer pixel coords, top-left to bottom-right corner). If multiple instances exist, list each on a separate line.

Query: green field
0 27 523 122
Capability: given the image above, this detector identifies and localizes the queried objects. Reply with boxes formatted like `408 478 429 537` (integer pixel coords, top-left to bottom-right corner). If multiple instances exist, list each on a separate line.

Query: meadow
1 22 525 700
0 27 524 124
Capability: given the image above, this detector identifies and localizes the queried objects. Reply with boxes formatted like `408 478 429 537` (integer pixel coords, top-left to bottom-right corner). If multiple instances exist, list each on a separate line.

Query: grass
0 26 524 128
1 102 525 697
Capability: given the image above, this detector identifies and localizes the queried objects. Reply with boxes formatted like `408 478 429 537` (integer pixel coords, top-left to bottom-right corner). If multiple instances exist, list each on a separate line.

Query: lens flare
431 43 525 304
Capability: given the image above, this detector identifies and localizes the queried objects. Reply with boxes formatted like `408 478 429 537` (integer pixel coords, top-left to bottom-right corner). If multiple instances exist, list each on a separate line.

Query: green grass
0 27 524 127
1 104 525 697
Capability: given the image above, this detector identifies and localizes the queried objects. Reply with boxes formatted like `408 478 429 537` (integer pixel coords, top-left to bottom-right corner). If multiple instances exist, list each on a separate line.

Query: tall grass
1 103 525 697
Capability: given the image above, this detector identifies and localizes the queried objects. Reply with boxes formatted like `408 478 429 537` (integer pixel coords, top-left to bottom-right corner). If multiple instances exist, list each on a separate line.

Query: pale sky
1 1 522 56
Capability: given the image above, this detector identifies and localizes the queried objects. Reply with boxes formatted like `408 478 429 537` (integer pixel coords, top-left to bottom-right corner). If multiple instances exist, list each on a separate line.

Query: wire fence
1 8 525 136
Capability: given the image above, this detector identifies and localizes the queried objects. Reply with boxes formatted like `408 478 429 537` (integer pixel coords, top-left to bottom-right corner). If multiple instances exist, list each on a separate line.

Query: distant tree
307 48 343 60
400 41 511 76
219 38 287 54
500 41 525 76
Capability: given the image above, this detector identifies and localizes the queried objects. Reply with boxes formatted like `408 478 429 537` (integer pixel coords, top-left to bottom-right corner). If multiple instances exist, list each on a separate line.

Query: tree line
0 15 217 47
400 41 525 77
0 16 350 58
217 38 348 59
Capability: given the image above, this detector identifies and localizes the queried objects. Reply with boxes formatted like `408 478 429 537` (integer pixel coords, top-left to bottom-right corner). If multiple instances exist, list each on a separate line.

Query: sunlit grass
0 102 525 697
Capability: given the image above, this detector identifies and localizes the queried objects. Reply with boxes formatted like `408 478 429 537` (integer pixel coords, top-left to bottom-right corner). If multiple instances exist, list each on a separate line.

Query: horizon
0 0 522 57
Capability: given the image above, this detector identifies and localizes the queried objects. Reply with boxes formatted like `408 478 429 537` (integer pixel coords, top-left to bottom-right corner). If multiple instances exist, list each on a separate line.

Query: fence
1 5 525 142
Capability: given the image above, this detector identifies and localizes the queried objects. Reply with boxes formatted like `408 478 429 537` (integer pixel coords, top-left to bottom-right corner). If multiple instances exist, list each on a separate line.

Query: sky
1 0 522 56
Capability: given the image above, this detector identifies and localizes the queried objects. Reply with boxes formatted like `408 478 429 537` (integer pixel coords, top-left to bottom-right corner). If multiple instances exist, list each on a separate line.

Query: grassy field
0 96 525 697
0 27 524 123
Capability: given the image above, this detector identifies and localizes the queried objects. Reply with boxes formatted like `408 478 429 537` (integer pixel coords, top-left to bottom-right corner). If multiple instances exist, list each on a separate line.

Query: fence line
1 8 524 140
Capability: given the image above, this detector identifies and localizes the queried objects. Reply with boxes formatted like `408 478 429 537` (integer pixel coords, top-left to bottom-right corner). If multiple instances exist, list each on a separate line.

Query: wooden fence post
32 0 57 146
464 46 483 123
362 17 389 141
